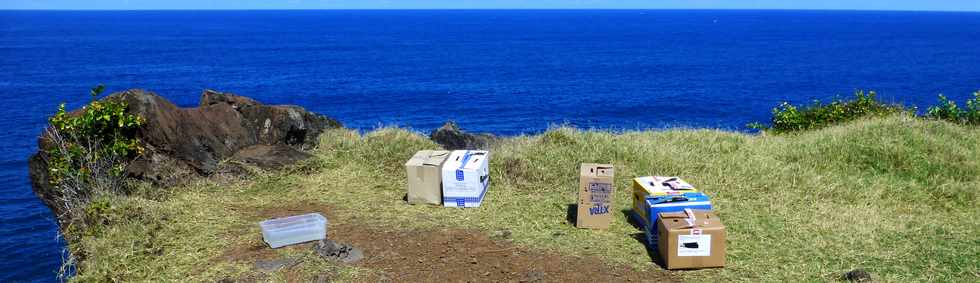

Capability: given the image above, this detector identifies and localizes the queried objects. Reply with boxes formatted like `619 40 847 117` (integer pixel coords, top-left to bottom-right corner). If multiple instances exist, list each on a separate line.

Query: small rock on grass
490 229 512 240
844 268 873 282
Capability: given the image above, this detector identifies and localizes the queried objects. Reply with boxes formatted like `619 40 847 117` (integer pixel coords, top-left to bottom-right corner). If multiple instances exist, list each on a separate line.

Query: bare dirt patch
223 203 675 282
331 224 675 282
331 224 674 282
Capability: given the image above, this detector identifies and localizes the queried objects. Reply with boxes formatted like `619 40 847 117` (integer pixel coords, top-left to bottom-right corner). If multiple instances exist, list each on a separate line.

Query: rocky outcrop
429 121 498 150
29 89 341 217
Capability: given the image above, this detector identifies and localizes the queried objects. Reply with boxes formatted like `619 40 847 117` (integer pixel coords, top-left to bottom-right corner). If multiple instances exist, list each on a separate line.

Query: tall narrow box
657 210 727 269
576 163 615 229
441 150 490 208
405 150 451 205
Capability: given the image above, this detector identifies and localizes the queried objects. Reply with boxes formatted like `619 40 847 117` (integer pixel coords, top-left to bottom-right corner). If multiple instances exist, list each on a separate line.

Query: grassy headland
65 115 978 282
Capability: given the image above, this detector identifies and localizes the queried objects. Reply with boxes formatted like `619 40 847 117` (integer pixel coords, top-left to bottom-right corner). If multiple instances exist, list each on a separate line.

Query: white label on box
677 234 711 257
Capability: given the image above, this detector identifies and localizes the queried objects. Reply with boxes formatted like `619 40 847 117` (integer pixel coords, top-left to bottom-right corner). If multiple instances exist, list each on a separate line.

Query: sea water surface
1 10 978 281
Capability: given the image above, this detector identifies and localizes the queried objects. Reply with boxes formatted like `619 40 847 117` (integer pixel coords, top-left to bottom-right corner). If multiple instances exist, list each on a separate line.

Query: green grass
67 115 980 282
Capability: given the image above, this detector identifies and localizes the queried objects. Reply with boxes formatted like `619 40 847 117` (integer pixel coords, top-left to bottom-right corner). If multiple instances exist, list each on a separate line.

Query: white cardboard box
441 150 490 208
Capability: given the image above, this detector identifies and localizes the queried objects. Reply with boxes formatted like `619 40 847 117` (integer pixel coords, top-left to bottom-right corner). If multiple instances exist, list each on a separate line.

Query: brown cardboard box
404 150 451 205
576 163 615 229
657 210 726 269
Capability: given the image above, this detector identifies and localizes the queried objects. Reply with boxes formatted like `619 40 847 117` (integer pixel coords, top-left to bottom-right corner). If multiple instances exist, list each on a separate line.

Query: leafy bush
927 91 980 125
44 85 144 222
753 90 906 133
968 91 980 125
926 95 963 122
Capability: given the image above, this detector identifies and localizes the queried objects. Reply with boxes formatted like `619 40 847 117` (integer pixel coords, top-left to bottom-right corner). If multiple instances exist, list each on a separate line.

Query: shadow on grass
566 204 577 225
621 209 668 269
621 208 644 230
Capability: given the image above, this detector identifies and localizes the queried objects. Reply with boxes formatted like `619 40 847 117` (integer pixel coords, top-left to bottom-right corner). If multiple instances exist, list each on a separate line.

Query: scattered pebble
314 239 364 264
254 257 298 273
521 270 546 282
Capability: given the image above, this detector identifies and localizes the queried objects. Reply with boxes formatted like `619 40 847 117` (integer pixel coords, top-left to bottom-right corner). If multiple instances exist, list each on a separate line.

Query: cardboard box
632 176 700 223
576 163 615 229
635 192 713 246
441 150 490 208
632 192 712 233
657 209 726 269
405 150 451 205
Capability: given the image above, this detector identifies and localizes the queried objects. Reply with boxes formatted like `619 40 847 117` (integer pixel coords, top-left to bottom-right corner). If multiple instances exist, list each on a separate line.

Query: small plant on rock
44 85 144 226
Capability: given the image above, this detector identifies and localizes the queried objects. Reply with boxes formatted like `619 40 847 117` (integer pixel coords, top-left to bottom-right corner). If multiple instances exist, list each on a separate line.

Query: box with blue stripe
631 192 712 244
441 150 490 208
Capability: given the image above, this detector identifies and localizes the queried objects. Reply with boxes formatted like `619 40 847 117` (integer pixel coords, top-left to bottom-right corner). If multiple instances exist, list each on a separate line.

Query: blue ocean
1 10 978 281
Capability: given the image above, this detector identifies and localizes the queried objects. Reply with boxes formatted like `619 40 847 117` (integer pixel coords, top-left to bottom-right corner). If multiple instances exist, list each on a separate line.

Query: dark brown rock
200 90 339 148
28 89 341 219
231 145 313 169
429 121 497 150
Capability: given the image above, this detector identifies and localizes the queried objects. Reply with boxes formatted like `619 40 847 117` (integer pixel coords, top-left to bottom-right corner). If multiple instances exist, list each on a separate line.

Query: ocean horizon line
2 8 979 13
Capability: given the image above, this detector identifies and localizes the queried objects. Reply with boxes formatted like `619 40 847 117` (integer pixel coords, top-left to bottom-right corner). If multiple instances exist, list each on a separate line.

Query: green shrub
45 85 144 221
926 95 963 122
967 91 980 125
755 90 906 133
926 91 980 125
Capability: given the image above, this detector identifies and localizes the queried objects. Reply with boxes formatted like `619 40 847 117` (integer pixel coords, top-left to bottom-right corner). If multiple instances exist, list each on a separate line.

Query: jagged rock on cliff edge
429 121 498 150
28 89 341 218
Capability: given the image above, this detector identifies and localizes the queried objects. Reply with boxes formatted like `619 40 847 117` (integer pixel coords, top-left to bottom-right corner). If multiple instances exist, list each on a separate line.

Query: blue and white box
441 150 490 208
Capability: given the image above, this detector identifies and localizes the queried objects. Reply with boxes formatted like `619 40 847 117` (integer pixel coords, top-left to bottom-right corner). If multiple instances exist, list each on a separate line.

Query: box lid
634 176 698 195
580 163 614 177
406 150 451 167
443 150 489 171
659 209 725 231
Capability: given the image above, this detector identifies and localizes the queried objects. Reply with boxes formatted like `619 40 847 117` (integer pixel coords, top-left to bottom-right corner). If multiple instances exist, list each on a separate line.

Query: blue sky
3 0 980 11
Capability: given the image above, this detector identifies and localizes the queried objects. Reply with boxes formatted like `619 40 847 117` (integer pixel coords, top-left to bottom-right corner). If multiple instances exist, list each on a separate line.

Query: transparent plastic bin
260 213 328 248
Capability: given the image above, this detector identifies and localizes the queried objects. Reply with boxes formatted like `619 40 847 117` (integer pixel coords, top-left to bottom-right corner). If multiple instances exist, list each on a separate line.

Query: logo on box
455 169 464 181
589 204 610 215
589 182 612 203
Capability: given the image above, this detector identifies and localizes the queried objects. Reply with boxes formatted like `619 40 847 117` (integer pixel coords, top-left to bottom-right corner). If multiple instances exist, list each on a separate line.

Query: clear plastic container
260 213 328 248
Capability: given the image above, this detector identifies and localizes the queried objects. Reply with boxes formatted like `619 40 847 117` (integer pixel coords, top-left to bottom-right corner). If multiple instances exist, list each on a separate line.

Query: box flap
405 150 430 167
445 150 488 170
580 163 614 177
421 150 450 166
659 210 724 230
634 176 696 195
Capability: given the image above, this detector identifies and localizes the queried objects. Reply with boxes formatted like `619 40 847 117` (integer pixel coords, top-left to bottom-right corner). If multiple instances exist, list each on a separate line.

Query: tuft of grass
63 116 980 282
